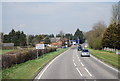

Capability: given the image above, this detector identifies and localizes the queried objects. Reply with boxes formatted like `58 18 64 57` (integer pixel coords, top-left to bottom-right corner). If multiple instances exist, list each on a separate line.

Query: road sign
36 44 45 49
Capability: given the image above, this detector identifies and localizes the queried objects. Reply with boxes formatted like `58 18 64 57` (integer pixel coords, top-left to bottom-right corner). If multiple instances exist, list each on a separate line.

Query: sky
1 2 118 35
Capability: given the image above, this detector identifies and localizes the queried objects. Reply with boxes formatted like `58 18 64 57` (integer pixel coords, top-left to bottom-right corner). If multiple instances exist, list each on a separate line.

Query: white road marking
73 59 74 62
79 59 81 62
35 49 69 79
77 54 79 57
81 62 84 67
76 68 83 76
74 62 77 67
91 55 119 72
72 57 74 59
84 68 92 77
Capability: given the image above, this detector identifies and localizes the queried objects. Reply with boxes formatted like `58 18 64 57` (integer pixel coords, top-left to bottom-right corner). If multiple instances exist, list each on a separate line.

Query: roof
50 37 61 42
50 42 58 46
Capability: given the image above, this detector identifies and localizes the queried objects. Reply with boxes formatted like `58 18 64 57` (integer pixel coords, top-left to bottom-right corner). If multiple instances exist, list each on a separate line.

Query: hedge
2 48 57 68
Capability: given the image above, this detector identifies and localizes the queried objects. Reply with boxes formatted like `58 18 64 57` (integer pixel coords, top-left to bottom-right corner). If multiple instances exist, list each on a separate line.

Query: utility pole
26 34 29 48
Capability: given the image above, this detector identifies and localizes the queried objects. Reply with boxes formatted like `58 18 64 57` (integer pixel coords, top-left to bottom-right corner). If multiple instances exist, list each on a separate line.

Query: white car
81 49 90 57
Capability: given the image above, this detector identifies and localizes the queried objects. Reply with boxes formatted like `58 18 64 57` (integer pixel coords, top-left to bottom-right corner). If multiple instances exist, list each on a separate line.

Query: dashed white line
84 68 92 77
73 59 74 62
79 59 81 62
77 56 80 59
81 62 84 67
77 54 79 57
73 56 74 58
74 62 77 67
76 68 83 76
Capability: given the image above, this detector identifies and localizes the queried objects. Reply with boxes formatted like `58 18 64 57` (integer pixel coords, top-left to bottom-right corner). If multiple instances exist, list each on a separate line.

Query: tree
64 33 73 40
56 31 64 38
49 34 54 38
111 4 119 24
32 34 44 44
44 37 51 44
19 31 27 46
9 29 16 43
56 34 61 37
102 23 120 50
85 22 106 49
74 28 85 44
118 1 120 24
3 29 27 46
0 32 3 43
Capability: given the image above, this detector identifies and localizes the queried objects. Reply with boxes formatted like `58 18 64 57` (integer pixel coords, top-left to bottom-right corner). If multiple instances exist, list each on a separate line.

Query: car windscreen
82 50 88 52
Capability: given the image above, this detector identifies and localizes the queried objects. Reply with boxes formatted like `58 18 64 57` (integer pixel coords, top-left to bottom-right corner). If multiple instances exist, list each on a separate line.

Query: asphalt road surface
34 46 119 80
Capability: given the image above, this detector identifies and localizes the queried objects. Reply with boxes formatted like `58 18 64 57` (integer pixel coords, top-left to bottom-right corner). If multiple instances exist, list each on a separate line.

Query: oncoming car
81 49 90 57
77 45 82 51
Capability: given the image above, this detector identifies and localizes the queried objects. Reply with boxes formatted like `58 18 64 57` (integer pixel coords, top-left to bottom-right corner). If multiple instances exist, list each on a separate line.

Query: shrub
2 48 57 68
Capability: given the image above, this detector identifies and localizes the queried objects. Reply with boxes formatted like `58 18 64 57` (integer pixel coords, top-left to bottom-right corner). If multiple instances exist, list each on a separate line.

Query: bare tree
111 3 119 24
59 30 64 38
118 1 120 24
85 21 106 49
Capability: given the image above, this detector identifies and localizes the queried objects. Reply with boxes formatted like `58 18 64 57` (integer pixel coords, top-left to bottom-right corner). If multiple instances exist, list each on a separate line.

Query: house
50 37 68 47
50 42 58 47
71 40 77 45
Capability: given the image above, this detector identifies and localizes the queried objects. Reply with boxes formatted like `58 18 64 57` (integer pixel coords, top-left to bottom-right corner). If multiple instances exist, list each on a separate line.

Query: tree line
85 3 120 50
1 28 85 46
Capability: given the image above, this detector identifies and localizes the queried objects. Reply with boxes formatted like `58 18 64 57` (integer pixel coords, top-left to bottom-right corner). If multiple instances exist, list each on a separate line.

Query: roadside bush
2 48 57 68
2 46 14 50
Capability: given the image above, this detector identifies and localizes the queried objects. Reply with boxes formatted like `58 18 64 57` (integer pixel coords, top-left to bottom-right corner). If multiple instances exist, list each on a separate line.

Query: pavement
34 46 119 81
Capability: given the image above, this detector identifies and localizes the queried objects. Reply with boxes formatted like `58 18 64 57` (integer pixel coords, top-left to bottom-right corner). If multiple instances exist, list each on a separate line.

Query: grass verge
2 48 68 79
86 48 120 70
0 49 17 55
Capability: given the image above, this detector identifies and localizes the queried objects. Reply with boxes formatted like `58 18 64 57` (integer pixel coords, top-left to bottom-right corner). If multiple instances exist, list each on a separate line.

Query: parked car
77 45 82 51
81 49 90 57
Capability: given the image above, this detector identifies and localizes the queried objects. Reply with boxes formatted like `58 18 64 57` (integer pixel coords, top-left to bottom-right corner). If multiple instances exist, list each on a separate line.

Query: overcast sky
2 2 117 35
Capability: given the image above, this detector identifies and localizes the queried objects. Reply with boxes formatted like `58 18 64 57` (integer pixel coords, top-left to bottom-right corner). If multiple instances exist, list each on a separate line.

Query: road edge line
91 55 119 72
34 48 70 80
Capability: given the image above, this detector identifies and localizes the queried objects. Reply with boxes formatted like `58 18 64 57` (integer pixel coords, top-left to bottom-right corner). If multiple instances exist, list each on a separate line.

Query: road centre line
74 62 77 67
73 59 74 62
84 68 92 77
76 68 83 76
35 49 69 79
81 62 84 67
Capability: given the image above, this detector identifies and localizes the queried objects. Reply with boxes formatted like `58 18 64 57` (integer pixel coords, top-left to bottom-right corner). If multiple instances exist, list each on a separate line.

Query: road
34 46 119 80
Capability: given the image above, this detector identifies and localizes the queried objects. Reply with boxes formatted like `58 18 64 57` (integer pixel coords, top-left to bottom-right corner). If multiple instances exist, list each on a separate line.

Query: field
2 48 68 79
0 49 16 55
87 48 120 70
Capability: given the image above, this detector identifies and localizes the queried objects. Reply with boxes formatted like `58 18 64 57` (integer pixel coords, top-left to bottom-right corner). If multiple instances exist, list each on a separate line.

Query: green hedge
2 48 57 68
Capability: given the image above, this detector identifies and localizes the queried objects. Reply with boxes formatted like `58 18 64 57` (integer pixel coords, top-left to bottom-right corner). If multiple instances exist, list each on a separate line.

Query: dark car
81 49 90 57
77 45 82 51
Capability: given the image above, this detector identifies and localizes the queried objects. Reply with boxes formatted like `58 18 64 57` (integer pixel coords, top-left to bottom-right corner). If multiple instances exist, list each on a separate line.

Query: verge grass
86 48 120 70
0 49 16 55
2 48 68 79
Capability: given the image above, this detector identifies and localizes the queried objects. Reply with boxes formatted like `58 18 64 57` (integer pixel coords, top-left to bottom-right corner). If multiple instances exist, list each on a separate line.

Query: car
81 49 90 57
77 45 82 51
